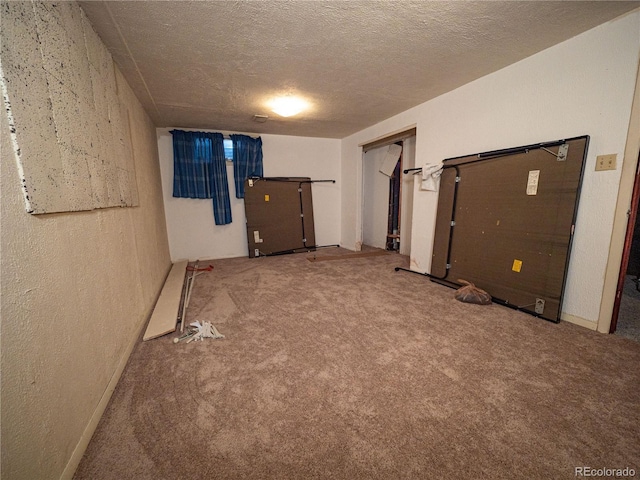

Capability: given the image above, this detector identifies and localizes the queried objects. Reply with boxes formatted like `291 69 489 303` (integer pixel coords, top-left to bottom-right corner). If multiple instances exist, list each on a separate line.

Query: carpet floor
74 249 640 480
616 275 640 343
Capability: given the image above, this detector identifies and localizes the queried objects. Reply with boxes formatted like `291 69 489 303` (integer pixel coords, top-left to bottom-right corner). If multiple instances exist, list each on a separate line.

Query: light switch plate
595 154 617 171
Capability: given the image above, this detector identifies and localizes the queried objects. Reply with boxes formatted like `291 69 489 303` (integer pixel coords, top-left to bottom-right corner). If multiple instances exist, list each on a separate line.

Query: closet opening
360 127 416 256
610 151 640 341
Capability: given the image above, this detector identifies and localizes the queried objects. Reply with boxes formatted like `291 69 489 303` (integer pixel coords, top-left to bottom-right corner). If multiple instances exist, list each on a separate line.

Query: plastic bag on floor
454 280 492 305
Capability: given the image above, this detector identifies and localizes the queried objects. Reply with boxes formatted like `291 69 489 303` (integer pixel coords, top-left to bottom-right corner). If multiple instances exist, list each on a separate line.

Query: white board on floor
143 260 188 341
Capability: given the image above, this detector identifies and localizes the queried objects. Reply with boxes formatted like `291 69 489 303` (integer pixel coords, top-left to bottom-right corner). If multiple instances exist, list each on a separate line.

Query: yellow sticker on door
264 194 270 202
512 259 523 273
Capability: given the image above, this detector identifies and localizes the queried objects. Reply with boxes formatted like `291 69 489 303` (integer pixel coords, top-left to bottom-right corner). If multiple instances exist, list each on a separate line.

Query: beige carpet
74 249 640 480
616 275 640 342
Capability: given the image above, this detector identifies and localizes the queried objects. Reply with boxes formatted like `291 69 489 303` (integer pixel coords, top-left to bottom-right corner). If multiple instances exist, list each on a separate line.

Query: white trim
561 312 598 331
597 57 640 334
358 124 417 150
355 146 364 251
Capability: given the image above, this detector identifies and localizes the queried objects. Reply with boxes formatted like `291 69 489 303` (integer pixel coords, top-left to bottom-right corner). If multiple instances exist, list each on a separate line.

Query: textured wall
1 1 138 214
0 3 171 479
157 128 341 261
341 11 640 327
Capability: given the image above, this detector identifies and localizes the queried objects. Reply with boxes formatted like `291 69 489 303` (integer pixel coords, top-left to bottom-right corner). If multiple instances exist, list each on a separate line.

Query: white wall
341 11 640 328
158 129 341 261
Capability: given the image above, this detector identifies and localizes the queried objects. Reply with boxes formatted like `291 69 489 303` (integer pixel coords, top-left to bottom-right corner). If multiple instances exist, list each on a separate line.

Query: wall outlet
595 154 617 171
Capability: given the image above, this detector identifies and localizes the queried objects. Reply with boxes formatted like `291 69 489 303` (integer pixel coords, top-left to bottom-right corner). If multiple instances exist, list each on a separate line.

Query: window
223 138 233 162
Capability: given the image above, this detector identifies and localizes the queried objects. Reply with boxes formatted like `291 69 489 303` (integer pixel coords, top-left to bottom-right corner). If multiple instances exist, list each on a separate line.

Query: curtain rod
169 129 261 139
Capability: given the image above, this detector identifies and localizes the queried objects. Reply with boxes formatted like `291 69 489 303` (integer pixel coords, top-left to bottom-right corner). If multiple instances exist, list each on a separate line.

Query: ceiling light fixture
269 96 308 117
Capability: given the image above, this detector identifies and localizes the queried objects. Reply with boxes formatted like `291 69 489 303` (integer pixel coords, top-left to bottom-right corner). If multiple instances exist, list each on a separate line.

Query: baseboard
59 311 151 480
560 312 598 331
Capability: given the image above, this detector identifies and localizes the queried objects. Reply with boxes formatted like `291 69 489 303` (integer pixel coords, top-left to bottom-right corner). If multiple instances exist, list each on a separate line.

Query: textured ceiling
80 1 640 139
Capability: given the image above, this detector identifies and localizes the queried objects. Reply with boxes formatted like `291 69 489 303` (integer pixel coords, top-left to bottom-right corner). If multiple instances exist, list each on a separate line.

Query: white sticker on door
527 170 540 196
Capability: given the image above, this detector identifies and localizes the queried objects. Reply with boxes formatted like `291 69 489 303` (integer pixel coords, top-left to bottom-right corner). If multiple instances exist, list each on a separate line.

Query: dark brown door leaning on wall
431 136 589 323
244 177 316 258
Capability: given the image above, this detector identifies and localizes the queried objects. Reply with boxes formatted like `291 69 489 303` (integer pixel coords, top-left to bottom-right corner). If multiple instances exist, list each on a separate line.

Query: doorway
362 134 416 255
610 152 640 342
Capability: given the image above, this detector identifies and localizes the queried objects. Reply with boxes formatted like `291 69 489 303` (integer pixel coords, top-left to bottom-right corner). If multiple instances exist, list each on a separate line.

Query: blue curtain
171 130 232 225
231 134 263 198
